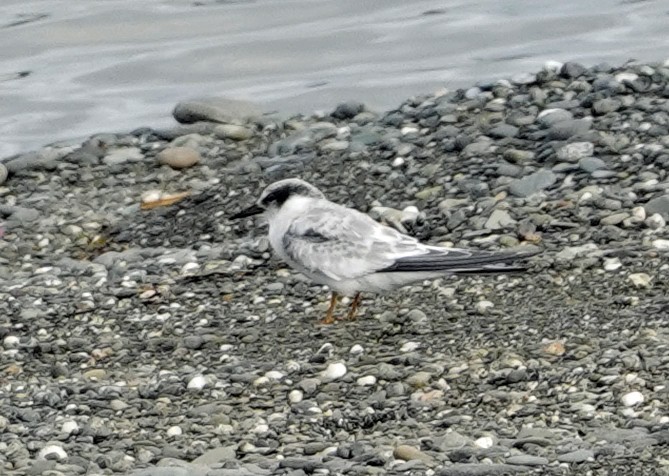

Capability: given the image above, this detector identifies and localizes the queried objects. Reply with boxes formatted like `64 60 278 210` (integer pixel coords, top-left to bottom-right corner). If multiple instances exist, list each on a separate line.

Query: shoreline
1 59 669 476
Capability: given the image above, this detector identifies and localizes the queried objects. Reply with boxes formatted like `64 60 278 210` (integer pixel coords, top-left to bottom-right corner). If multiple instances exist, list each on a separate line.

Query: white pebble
604 258 622 271
253 376 270 387
628 273 651 288
401 126 419 135
61 421 79 435
288 389 303 403
321 362 347 382
357 376 377 386
579 191 593 203
3 335 20 348
139 289 156 299
38 444 67 461
476 300 494 313
631 206 646 221
401 206 420 223
652 239 669 250
187 375 207 390
474 436 494 449
167 425 182 436
349 344 364 355
392 157 405 167
615 72 639 83
265 370 284 381
646 214 666 230
543 60 564 72
252 424 269 434
182 262 200 273
141 189 162 203
400 342 420 353
621 391 644 407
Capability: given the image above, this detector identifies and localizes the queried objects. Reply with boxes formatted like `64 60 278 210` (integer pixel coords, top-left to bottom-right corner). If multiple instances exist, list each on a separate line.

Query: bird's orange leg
320 292 340 324
345 292 362 321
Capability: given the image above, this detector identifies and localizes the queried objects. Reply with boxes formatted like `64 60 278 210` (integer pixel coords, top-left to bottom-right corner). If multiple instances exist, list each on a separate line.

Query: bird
230 178 538 324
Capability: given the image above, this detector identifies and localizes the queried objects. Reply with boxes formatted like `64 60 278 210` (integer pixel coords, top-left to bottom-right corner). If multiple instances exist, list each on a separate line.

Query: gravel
1 59 669 476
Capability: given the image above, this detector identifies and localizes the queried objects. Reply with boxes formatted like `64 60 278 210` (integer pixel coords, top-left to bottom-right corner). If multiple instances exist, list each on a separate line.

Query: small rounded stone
157 146 201 169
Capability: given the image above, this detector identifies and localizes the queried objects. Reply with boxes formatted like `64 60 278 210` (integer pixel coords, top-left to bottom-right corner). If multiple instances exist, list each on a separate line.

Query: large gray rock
173 97 262 124
644 195 669 219
508 170 557 197
547 118 592 140
437 463 532 475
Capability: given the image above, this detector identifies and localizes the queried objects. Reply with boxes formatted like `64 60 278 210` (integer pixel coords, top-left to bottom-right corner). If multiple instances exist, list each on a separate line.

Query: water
1 0 668 158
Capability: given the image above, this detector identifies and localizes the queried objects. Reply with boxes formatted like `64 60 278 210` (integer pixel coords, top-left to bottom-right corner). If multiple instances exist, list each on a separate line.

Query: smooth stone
187 375 207 390
511 72 536 85
83 369 107 380
579 157 607 173
615 72 639 84
646 214 665 230
38 445 68 461
320 140 350 151
474 436 494 449
0 163 7 185
349 344 364 355
213 124 254 141
557 449 594 463
191 446 237 465
503 149 535 163
621 391 645 406
556 142 594 162
476 301 494 314
600 213 628 226
321 362 347 382
61 421 79 435
555 243 599 260
488 124 519 138
288 389 304 403
173 97 262 124
652 239 669 250
331 101 365 119
508 170 557 197
560 61 588 78
131 467 208 476
547 118 592 140
593 98 621 115
537 108 573 127
393 445 435 465
484 209 516 230
157 147 201 169
102 147 143 166
166 426 182 437
506 455 548 466
437 463 532 475
406 371 432 387
628 273 651 288
415 185 443 201
644 195 669 219
357 376 377 386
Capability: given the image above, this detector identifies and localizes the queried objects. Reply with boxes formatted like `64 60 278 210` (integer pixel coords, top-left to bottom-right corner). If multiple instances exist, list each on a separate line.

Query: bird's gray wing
283 201 539 281
281 202 423 281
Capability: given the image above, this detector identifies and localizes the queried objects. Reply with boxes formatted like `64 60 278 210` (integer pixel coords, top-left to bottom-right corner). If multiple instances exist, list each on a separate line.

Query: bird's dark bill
230 204 264 219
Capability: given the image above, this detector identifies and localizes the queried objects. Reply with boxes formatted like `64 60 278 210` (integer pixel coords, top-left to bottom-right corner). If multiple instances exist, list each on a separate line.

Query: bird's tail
380 247 539 274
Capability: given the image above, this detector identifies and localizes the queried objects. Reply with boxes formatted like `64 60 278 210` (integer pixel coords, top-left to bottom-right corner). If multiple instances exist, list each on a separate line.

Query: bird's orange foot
319 291 340 325
344 292 362 321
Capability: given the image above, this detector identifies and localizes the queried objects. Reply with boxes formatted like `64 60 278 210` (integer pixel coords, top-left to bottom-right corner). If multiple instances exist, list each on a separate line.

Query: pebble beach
1 59 669 476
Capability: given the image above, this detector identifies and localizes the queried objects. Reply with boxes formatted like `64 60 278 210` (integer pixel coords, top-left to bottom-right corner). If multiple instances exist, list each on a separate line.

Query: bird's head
230 178 325 220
